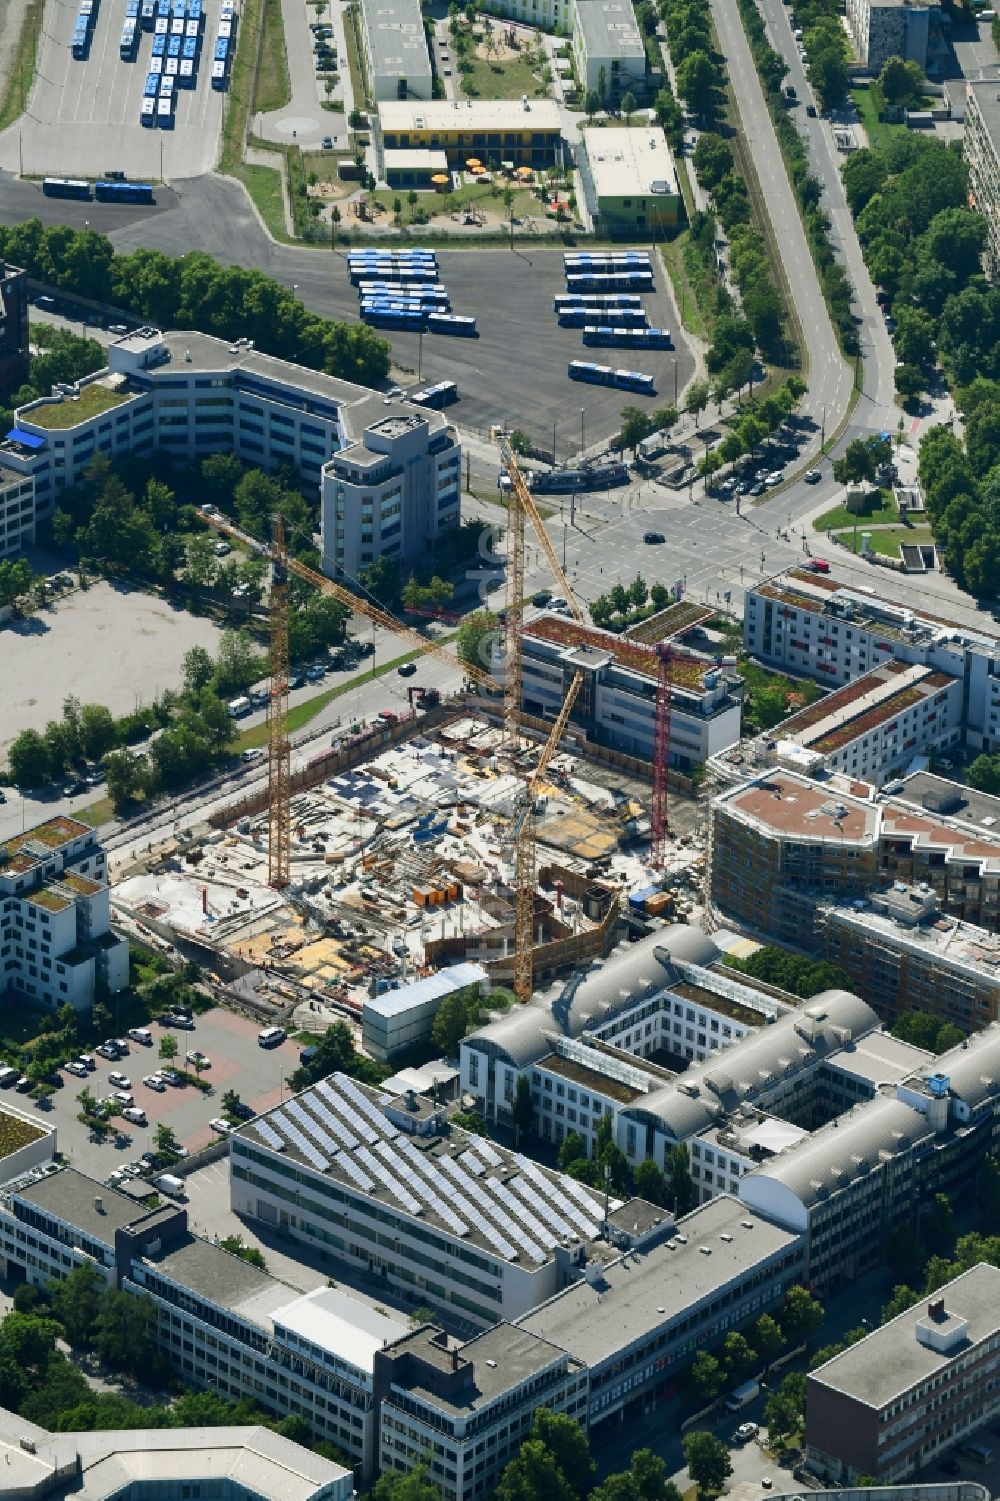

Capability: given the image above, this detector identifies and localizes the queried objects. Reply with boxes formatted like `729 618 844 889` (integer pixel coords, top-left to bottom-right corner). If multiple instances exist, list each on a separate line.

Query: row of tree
916 419 1000 599
699 376 807 481
687 1285 825 1407
722 945 853 999
0 221 390 392
589 574 675 631
660 0 724 126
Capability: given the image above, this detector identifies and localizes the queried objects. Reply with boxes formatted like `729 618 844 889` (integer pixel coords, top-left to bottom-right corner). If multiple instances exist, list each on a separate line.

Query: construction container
645 891 674 917
628 884 661 912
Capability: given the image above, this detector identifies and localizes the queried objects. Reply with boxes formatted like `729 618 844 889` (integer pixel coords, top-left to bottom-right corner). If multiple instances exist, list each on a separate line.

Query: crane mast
268 515 292 889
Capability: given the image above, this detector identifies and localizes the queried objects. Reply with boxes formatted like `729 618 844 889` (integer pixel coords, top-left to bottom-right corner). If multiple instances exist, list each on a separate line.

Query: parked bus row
360 305 477 336
553 293 644 312
564 250 650 267
42 178 154 201
558 306 647 329
72 0 97 60
565 270 655 292
568 360 655 394
409 380 458 410
582 325 672 349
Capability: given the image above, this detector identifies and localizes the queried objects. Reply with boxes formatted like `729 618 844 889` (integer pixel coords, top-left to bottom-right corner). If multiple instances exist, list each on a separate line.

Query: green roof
25 383 128 429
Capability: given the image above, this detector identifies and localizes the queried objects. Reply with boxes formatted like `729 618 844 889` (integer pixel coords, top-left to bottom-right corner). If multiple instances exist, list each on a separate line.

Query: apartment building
374 1323 588 1501
481 0 574 33
572 0 648 103
806 1265 1000 1482
744 570 1000 754
1 816 128 1010
229 1070 619 1328
0 328 461 579
518 1196 805 1431
964 81 1000 283
755 661 962 788
321 411 460 581
0 469 33 559
513 614 742 768
0 1405 354 1501
359 0 432 101
845 0 932 72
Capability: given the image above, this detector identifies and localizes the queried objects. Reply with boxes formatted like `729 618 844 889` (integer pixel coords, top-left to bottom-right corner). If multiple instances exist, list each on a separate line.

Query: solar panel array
247 1073 613 1268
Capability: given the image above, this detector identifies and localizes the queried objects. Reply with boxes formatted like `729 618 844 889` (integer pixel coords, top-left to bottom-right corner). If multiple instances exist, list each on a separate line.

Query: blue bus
96 179 155 203
210 56 229 87
565 271 655 292
568 360 614 387
583 325 672 349
125 0 139 14
157 94 175 126
169 16 184 33
565 250 650 267
72 25 89 56
151 33 166 55
140 96 157 124
213 35 229 61
186 0 202 15
427 312 477 337
349 264 437 286
558 307 647 329
614 368 655 393
42 177 91 199
156 0 169 16
410 380 458 409
143 70 160 96
357 281 448 299
148 52 163 71
553 293 643 311
140 0 155 25
178 56 194 84
361 305 426 330
182 34 197 59
167 34 181 56
120 21 138 57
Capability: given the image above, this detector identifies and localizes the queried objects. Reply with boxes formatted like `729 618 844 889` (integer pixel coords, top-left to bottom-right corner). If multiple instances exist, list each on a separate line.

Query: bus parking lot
15 1008 302 1183
8 0 227 179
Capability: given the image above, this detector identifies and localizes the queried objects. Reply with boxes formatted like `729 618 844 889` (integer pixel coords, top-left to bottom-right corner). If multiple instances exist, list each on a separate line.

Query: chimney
452 1348 458 1370
928 1298 946 1321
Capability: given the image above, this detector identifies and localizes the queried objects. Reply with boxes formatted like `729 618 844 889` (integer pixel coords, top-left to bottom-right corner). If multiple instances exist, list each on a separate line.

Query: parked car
209 1117 233 1135
64 1060 88 1078
78 1054 96 1071
143 1074 166 1092
122 1107 147 1126
186 1050 211 1068
128 1028 153 1045
108 1072 132 1089
397 662 417 677
321 136 333 149
806 103 817 116
159 1068 183 1087
14 1076 31 1092
733 1422 759 1444
804 557 831 573
643 530 665 544
213 541 232 557
111 1090 134 1107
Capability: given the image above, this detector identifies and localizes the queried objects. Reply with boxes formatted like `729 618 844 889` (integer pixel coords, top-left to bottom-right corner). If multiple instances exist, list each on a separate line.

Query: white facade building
362 963 488 1062
0 468 33 559
1 816 129 1011
481 0 574 32
358 0 432 101
0 328 461 583
572 0 647 101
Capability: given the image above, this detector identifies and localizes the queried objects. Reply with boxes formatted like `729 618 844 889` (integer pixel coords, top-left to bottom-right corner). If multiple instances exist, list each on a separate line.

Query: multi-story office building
0 1404 354 1501
358 0 432 101
743 569 1000 754
518 1196 805 1432
0 258 29 394
753 661 962 788
0 328 461 580
844 0 932 72
1 816 129 1010
964 81 1000 283
229 1071 619 1328
374 1323 588 1501
572 0 648 102
805 1265 1000 1482
740 1025 1000 1287
0 468 34 560
512 614 742 768
321 411 460 580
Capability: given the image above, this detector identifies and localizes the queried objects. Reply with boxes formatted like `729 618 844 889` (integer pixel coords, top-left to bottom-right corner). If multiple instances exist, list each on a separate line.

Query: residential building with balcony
964 81 1000 283
359 0 432 101
0 816 128 1010
805 1265 1000 1482
572 0 648 102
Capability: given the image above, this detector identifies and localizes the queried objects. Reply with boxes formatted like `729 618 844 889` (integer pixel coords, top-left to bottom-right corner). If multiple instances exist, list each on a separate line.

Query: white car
214 540 232 557
111 1090 134 1107
186 1050 211 1068
209 1117 233 1135
108 1072 132 1089
64 1060 88 1078
143 1074 167 1092
122 1107 147 1126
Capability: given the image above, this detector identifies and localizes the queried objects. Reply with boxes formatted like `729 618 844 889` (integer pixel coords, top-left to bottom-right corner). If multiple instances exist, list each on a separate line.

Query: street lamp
580 407 586 457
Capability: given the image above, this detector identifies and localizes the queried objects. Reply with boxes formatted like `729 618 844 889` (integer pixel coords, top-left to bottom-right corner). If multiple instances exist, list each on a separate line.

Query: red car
805 557 830 573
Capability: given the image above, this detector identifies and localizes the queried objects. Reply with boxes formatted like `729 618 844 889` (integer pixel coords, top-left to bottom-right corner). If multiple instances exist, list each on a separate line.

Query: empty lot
1 579 224 764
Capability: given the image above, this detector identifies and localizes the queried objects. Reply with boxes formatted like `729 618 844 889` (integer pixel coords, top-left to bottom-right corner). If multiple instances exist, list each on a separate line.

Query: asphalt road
710 0 853 445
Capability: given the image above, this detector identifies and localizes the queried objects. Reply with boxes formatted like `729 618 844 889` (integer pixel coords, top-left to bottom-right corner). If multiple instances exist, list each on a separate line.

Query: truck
155 1173 186 1197
724 1380 760 1412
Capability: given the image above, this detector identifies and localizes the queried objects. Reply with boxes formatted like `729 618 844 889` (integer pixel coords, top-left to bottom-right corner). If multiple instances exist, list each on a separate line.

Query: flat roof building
359 0 432 101
580 126 681 235
964 81 1000 282
518 1196 804 1429
572 0 648 100
363 963 488 1061
806 1265 1000 1482
376 99 563 168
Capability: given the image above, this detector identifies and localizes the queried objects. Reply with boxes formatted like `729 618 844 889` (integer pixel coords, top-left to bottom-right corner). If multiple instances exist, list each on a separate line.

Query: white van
0 1065 19 1087
227 696 252 718
258 1026 285 1049
155 1173 186 1197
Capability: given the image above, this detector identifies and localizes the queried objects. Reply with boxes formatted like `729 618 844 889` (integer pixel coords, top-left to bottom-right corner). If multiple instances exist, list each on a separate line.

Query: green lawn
236 685 341 751
77 796 115 829
236 163 287 240
342 4 368 108
813 492 898 531
462 51 549 102
850 84 906 153
661 233 710 341
0 0 42 131
254 0 291 112
366 180 543 225
839 524 934 557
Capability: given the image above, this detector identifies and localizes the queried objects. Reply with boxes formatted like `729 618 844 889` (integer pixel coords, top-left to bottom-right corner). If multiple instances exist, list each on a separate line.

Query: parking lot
0 0 227 179
15 1008 303 1182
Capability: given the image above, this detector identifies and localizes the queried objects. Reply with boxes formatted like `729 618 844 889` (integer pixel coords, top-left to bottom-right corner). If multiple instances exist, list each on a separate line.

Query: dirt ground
1 581 226 761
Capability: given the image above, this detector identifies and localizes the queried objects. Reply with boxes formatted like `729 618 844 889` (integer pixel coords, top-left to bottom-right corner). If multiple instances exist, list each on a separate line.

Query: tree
881 1283 921 1324
50 1262 105 1347
94 1289 156 1376
104 748 145 810
215 628 263 696
685 379 711 426
752 1313 785 1370
8 728 51 787
682 1431 732 1497
185 533 219 589
923 1192 955 1255
807 40 849 112
456 609 500 674
155 1121 181 1157
633 1157 666 1205
220 1233 268 1271
621 89 637 125
629 574 648 608
651 404 678 436
222 1088 245 1121
878 54 923 105
530 1411 594 1499
158 1034 179 1065
693 134 734 190
667 1142 696 1214
630 1451 679 1501
78 703 116 762
886 1220 923 1285
372 1465 443 1501
182 645 215 694
978 1154 1000 1231
430 985 483 1056
620 406 651 457
558 1131 586 1170
676 51 719 121
722 1331 757 1380
585 87 600 122
512 1075 533 1144
688 1350 724 1401
764 1391 799 1447
780 1285 824 1344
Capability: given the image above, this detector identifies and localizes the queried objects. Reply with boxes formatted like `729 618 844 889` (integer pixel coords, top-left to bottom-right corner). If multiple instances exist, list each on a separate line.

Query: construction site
111 432 712 1029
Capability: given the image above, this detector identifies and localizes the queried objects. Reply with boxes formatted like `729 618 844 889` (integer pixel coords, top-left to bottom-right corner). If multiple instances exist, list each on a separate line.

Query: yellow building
376 99 564 168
